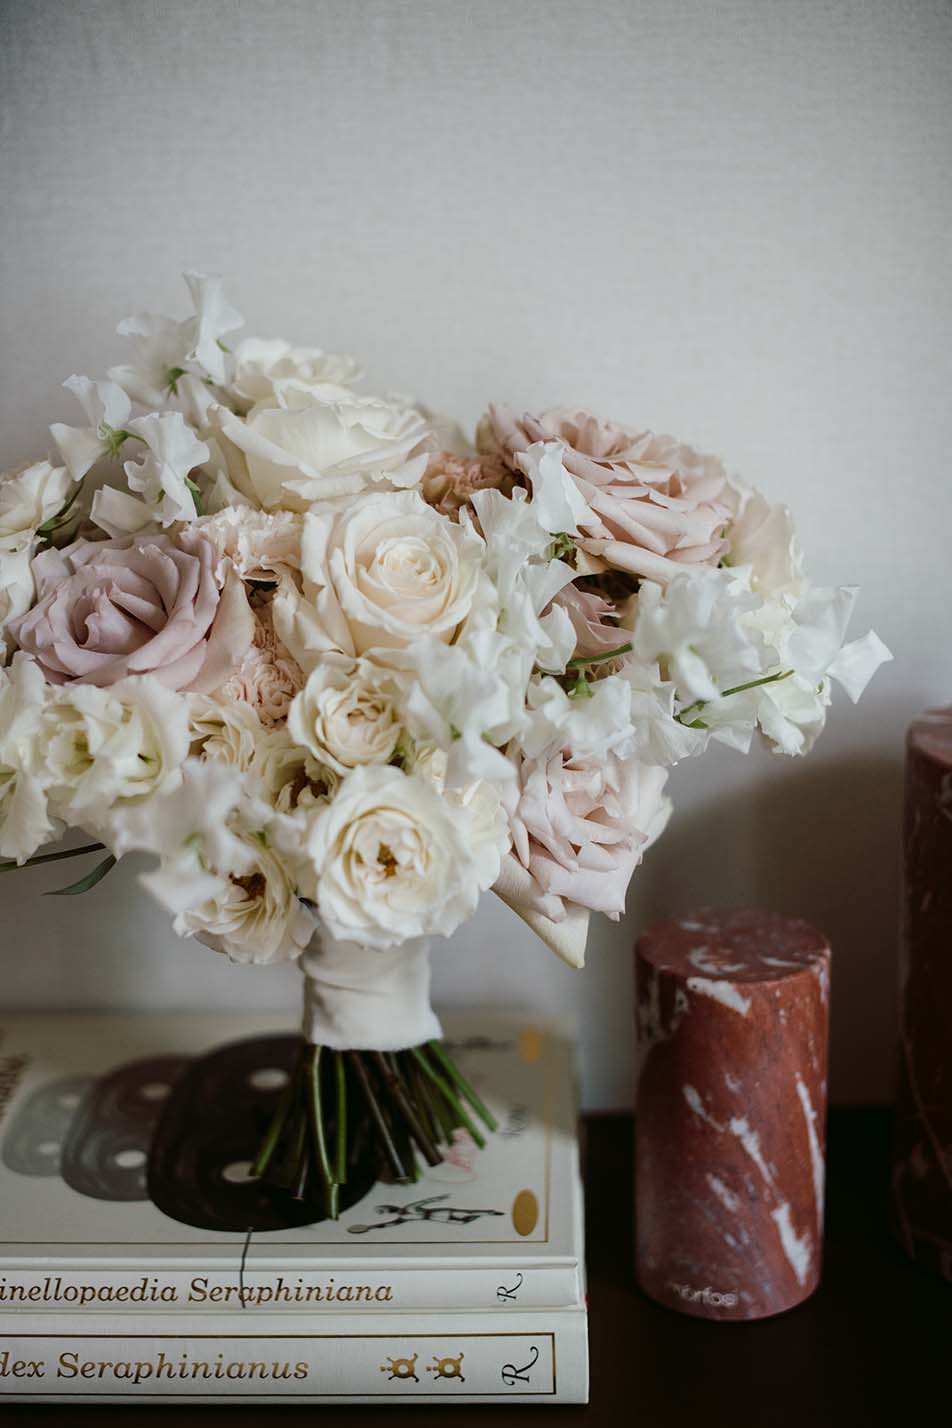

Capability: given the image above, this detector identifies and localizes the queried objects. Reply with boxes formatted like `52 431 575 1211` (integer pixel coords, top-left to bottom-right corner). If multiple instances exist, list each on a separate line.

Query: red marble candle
634 907 830 1320
891 709 952 1276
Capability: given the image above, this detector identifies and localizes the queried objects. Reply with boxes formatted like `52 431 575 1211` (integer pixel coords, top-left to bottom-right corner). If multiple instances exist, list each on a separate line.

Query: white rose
0 653 57 861
188 692 265 771
206 386 431 512
303 764 490 948
288 654 405 774
41 677 190 830
171 827 315 966
0 549 35 659
231 337 362 411
254 728 340 815
0 461 76 553
276 489 485 665
723 478 805 596
412 744 509 891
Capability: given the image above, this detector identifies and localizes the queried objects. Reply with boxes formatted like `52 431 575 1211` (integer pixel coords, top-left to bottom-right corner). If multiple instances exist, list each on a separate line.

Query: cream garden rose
206 385 431 511
288 654 405 774
301 764 492 948
230 338 362 412
0 460 77 553
276 488 486 665
40 677 190 830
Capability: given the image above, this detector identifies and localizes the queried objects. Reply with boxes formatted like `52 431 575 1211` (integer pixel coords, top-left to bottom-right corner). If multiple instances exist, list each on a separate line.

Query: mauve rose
12 532 254 692
552 584 625 660
479 406 730 584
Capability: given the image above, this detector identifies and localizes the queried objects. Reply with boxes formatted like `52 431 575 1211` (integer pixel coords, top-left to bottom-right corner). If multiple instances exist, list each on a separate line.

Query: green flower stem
403 1054 453 1145
287 1098 309 1197
371 1052 442 1167
306 1046 338 1219
427 1041 498 1133
565 641 633 670
410 1047 487 1150
349 1051 412 1183
251 1050 303 1178
0 842 105 874
676 668 794 725
334 1052 348 1185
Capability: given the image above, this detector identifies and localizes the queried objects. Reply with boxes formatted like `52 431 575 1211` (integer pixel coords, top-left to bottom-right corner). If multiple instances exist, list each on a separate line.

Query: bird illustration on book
346 1194 505 1234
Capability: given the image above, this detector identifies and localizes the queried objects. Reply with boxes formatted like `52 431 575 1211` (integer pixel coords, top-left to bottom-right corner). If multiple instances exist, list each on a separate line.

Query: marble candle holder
634 906 830 1321
891 709 952 1277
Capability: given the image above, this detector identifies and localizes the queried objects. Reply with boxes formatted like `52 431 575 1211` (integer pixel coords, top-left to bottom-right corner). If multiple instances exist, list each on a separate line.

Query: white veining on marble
760 956 801 969
728 1116 774 1186
686 977 752 1015
706 1173 741 1214
687 947 745 974
724 1072 741 1093
795 1075 825 1222
770 1202 812 1285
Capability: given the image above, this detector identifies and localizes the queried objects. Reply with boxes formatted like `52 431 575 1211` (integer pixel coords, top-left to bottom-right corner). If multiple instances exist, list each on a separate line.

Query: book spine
0 1263 581 1313
0 1308 589 1404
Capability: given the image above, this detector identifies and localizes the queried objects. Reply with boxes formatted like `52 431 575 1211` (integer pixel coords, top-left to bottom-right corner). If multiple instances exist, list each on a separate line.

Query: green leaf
0 842 106 874
164 365 187 396
547 532 576 562
185 477 204 516
44 853 117 897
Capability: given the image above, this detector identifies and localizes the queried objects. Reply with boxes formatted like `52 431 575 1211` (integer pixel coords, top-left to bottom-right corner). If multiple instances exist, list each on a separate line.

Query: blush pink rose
12 532 254 691
420 450 518 522
479 406 730 583
219 592 303 727
497 750 671 922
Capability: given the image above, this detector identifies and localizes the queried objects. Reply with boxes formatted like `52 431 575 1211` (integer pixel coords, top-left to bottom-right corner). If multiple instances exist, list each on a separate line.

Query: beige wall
1 0 950 1106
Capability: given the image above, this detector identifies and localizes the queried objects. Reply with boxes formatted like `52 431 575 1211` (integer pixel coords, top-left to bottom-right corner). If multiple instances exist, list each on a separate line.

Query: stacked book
0 1009 588 1405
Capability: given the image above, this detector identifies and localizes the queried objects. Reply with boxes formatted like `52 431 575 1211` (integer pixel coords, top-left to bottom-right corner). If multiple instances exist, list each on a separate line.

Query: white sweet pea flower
109 311 192 409
50 376 132 480
0 654 56 862
123 412 209 526
514 440 592 535
231 337 362 412
182 271 244 387
401 628 530 788
0 548 34 659
288 654 406 775
89 486 158 539
40 677 189 830
631 567 766 709
470 486 576 673
412 744 510 892
206 386 431 512
522 672 637 760
109 271 243 408
1 460 78 553
300 764 493 949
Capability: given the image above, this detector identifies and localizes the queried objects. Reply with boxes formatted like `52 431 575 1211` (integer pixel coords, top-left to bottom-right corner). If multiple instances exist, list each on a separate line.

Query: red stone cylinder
891 710 952 1276
634 907 830 1321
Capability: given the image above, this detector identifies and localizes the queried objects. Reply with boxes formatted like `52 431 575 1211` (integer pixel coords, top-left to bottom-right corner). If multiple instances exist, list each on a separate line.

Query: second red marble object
634 907 830 1320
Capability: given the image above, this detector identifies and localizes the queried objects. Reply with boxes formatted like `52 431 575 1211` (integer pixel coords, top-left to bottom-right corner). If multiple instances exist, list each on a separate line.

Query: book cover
0 1306 590 1404
0 1011 585 1316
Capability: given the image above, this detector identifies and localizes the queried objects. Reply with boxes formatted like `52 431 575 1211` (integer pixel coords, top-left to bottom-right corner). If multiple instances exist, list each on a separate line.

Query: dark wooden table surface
9 1109 949 1425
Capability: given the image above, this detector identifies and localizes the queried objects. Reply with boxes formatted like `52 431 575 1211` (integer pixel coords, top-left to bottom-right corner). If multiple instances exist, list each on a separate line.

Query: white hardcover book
0 1011 585 1317
0 1306 590 1404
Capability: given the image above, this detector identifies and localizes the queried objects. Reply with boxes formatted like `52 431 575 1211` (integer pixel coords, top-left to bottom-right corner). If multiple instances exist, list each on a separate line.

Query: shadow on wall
633 753 904 1106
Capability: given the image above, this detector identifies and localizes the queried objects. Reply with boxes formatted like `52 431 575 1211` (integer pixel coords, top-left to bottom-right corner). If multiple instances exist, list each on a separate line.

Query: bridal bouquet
0 273 889 1214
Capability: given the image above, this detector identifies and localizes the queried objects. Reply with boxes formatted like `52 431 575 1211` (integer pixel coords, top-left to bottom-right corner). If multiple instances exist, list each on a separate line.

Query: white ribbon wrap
300 932 442 1051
